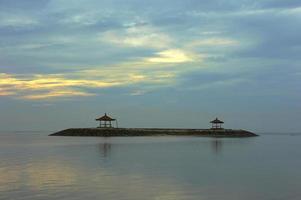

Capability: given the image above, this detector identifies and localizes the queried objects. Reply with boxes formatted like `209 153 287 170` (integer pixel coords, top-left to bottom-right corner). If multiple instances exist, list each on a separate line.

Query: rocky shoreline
50 128 258 137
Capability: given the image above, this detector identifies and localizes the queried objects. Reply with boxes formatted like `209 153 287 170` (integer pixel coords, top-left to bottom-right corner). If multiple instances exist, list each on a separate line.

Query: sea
0 132 301 200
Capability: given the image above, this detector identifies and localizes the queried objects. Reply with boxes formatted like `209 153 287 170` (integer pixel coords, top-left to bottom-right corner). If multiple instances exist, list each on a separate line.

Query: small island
50 114 258 137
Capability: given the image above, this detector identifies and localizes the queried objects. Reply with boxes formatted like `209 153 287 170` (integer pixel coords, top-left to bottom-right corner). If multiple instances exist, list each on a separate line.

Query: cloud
200 31 223 35
0 63 178 100
59 12 99 26
0 13 39 28
0 73 120 100
23 90 95 100
188 38 238 47
99 25 172 49
0 73 120 90
145 49 194 63
0 2 298 96
130 90 147 96
185 78 249 91
0 88 15 96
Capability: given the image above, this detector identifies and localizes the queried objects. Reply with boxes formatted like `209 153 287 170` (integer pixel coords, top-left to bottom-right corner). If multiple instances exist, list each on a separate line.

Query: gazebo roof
210 118 224 124
96 113 115 121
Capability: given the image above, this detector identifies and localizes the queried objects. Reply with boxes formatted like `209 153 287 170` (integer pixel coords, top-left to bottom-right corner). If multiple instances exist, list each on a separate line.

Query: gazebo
210 118 224 129
95 113 117 128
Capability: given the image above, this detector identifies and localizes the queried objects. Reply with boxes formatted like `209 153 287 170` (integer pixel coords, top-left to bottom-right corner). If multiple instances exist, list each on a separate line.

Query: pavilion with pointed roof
210 118 224 129
96 113 117 128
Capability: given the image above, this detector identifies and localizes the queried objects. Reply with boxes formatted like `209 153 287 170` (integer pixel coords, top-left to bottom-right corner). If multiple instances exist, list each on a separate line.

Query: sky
0 0 300 133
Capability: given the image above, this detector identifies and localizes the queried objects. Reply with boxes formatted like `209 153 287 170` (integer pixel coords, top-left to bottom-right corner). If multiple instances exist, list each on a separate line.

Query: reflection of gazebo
210 118 224 129
96 113 117 128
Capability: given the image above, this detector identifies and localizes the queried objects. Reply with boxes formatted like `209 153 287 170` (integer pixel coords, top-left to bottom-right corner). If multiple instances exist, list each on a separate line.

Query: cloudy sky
0 0 300 132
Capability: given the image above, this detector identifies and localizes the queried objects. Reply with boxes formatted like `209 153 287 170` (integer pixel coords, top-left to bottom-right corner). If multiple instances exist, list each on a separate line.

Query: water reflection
97 139 226 160
1 134 301 200
98 143 112 158
211 139 222 154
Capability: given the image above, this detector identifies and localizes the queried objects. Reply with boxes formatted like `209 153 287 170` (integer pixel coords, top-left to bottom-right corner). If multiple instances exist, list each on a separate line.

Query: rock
50 128 258 137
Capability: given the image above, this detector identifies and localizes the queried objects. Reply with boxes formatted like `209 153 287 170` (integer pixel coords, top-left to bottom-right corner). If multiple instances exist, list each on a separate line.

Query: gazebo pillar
210 118 224 130
96 113 116 128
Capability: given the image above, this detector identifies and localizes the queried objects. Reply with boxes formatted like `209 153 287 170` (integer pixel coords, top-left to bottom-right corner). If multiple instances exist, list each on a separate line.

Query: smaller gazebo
96 113 117 128
210 118 224 129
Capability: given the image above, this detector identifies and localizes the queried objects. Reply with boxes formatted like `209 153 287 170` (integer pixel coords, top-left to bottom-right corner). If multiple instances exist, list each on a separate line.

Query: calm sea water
0 132 301 200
